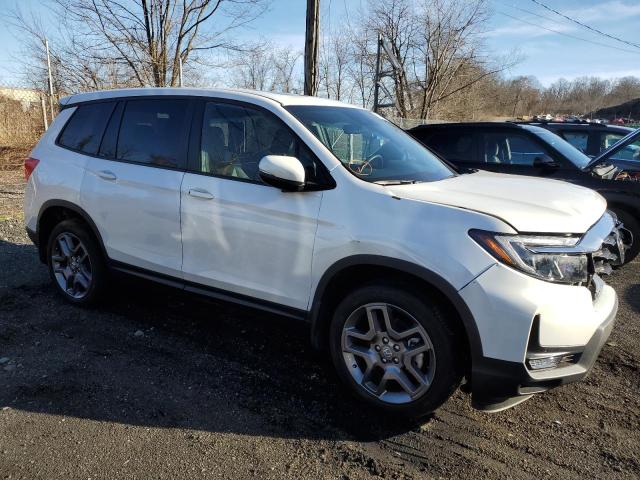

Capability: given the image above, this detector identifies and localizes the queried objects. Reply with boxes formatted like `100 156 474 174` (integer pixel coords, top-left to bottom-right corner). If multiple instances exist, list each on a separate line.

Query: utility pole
373 34 382 113
178 55 183 87
45 38 55 119
304 0 320 96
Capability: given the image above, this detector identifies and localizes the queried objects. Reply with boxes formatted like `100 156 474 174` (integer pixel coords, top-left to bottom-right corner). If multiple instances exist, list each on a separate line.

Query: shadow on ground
624 282 640 314
0 239 427 443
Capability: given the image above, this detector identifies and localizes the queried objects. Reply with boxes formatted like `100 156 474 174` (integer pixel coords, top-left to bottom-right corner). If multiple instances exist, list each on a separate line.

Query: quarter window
116 99 190 168
199 102 329 186
58 102 115 154
482 132 546 165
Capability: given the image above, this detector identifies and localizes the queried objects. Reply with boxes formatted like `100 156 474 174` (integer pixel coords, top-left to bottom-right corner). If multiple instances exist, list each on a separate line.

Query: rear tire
46 219 107 305
329 283 463 421
613 209 640 264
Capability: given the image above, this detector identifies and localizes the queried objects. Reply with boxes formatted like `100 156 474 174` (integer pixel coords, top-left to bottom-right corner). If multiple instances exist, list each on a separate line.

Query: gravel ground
1 171 639 479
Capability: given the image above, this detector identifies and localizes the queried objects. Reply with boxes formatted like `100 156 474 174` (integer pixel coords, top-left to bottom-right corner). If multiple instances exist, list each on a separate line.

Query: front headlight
469 230 589 284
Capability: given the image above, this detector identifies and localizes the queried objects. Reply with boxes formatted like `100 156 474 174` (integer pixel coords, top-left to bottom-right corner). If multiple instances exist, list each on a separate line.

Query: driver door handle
97 170 117 181
188 188 214 200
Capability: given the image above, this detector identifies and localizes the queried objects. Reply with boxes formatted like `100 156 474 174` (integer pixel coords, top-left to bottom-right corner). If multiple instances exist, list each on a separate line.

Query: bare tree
10 0 269 92
319 31 350 101
229 43 302 93
272 47 303 93
231 42 274 90
340 0 516 118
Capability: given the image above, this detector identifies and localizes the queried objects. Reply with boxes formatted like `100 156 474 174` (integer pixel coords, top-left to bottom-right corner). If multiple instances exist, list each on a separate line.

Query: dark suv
409 122 640 262
518 121 634 157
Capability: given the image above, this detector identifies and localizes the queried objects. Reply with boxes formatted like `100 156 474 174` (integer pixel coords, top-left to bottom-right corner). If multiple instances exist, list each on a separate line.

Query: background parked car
515 121 634 157
408 122 640 263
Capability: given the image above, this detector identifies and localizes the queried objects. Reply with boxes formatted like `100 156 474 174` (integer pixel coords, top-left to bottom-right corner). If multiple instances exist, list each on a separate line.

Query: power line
530 0 640 50
498 0 577 28
496 11 640 55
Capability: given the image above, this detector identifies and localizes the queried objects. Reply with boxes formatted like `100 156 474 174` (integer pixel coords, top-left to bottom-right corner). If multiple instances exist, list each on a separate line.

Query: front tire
329 283 463 421
46 219 107 305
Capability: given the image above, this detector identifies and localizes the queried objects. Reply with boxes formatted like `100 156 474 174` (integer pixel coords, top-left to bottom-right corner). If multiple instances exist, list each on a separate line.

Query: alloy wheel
341 303 436 404
51 232 93 299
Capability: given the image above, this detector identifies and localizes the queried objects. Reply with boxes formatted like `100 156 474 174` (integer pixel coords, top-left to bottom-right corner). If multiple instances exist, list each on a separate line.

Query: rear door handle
97 170 117 181
188 188 214 200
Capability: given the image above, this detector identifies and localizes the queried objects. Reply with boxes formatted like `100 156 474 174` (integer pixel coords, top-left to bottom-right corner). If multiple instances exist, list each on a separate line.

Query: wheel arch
36 200 107 263
605 195 640 220
309 255 483 368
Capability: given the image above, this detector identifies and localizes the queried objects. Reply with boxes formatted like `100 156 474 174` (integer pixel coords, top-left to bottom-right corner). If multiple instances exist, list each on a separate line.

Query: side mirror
258 155 306 191
533 155 559 169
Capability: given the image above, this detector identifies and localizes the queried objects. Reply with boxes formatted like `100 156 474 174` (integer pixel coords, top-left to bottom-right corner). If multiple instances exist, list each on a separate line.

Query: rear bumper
470 294 617 412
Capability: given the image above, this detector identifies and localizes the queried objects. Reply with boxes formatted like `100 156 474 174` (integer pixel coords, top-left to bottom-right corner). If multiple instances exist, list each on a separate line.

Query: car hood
386 171 606 233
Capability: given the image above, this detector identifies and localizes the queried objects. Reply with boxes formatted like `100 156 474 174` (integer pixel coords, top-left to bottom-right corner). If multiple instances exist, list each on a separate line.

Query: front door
181 100 329 310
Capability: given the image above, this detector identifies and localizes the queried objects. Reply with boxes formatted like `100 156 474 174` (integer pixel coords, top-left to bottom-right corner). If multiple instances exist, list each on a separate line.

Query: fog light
527 353 579 370
527 356 562 370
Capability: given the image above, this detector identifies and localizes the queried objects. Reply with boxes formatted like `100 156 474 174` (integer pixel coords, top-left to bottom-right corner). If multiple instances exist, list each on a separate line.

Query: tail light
24 157 40 180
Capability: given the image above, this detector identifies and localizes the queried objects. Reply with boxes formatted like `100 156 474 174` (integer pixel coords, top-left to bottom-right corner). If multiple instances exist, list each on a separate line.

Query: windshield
525 126 591 169
285 105 455 183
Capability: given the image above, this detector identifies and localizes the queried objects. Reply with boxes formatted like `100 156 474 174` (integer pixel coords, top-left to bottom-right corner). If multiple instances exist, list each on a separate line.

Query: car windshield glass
285 105 455 183
525 126 591 169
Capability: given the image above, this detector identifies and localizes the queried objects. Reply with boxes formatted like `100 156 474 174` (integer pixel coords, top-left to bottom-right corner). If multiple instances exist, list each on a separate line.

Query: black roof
408 121 633 133
409 122 524 131
515 121 632 132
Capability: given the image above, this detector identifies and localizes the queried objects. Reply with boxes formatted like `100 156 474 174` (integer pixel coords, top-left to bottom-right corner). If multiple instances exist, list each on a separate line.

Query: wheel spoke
360 363 376 387
405 343 431 357
387 367 421 398
345 326 375 342
74 271 90 291
393 326 425 342
57 234 74 258
365 304 390 334
65 270 75 293
344 341 372 358
374 374 389 396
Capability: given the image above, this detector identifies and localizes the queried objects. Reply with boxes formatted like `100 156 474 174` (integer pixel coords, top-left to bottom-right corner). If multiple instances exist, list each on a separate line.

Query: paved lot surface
1 170 639 479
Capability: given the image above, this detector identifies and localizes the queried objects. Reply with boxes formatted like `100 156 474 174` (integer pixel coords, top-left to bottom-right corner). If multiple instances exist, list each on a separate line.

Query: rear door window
558 130 589 154
481 131 546 165
58 102 116 155
116 99 191 169
424 131 475 163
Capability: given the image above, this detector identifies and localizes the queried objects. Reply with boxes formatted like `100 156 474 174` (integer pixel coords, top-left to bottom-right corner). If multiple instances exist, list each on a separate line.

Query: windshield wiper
373 180 421 185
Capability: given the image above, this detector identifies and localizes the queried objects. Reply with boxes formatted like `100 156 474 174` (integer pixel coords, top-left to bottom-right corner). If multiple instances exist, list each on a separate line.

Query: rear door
418 128 480 170
180 99 328 310
80 97 193 277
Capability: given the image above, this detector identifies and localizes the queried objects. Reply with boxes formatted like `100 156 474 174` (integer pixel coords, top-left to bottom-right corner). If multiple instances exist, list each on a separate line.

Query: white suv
24 88 622 419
